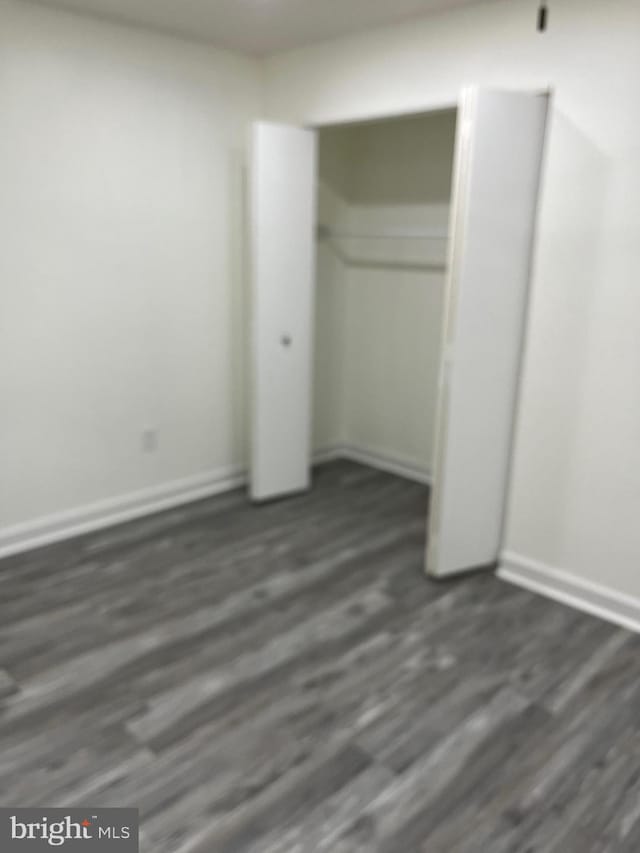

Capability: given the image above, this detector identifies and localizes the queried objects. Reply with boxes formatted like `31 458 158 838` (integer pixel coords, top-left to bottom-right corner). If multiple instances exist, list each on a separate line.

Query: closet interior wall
313 110 457 479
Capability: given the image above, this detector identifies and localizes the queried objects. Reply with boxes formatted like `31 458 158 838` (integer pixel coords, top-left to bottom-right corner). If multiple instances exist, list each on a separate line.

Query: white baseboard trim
498 551 640 635
0 466 247 560
0 446 428 560
311 446 344 466
314 443 432 485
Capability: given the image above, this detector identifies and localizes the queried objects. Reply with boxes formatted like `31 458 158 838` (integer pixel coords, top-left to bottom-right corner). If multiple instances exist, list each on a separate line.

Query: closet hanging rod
318 224 448 241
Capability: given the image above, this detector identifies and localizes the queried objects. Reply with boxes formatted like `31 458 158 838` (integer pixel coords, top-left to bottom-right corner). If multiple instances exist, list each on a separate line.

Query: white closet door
427 88 549 577
250 121 317 501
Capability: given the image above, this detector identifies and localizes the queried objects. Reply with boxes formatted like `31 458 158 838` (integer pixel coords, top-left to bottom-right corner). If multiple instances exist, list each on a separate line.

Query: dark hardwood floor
1 461 639 852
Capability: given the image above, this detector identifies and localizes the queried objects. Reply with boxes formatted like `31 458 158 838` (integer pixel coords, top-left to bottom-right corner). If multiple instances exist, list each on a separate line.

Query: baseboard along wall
498 551 640 635
0 466 246 559
0 444 429 559
314 443 432 485
5 454 636 640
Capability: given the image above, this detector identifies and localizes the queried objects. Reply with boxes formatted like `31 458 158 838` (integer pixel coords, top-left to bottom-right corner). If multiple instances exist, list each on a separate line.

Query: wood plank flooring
1 461 640 852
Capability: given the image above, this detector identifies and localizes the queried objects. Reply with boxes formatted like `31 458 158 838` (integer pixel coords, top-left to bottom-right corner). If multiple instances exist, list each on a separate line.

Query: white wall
264 0 640 601
314 113 455 475
0 0 260 541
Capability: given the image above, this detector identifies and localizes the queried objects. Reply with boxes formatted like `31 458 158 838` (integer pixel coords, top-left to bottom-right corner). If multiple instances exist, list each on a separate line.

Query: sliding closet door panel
250 122 317 501
427 89 549 576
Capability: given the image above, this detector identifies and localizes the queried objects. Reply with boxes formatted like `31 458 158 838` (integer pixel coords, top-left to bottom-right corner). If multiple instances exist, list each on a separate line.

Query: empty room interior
1 0 640 850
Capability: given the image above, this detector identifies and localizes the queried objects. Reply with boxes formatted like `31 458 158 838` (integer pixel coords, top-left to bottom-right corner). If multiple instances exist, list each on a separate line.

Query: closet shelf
317 224 448 241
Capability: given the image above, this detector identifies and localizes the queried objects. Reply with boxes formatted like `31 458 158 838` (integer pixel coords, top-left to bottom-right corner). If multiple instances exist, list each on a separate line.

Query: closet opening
312 109 458 503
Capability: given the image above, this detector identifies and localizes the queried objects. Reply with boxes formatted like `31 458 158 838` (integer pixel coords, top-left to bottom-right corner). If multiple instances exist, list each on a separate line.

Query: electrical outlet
142 428 158 453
